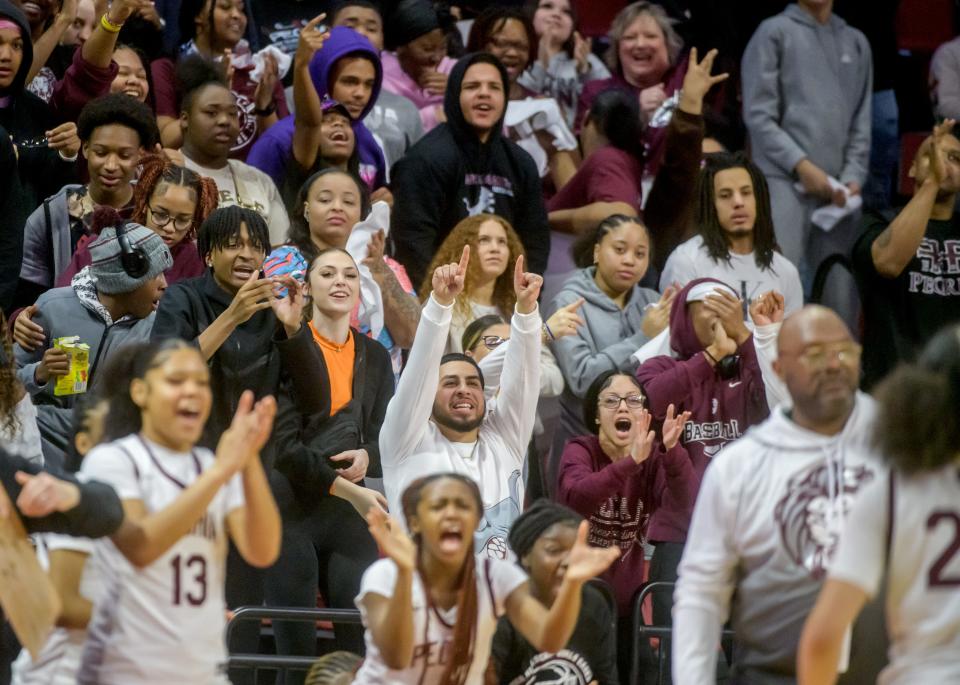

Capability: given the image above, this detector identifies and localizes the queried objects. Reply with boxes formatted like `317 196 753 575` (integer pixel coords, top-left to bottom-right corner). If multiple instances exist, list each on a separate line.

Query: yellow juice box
53 336 90 397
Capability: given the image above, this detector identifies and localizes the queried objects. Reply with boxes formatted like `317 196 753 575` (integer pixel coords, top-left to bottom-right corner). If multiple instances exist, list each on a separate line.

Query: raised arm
379 247 469 464
870 122 953 277
504 521 619 653
27 0 76 83
291 15 329 171
363 230 421 349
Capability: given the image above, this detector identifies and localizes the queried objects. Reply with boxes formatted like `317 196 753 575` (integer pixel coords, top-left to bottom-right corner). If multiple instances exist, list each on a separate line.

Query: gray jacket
19 184 83 288
364 90 424 175
548 267 658 470
518 52 610 129
741 4 872 184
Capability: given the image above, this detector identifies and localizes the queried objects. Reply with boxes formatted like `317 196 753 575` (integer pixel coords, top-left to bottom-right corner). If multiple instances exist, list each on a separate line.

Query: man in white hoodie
673 305 879 684
379 246 542 559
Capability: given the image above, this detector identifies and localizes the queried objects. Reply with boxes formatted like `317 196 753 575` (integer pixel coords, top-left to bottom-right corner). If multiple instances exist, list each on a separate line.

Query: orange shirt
309 323 355 414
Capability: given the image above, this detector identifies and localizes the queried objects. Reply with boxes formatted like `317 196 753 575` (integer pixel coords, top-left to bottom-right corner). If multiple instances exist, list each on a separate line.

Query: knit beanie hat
89 208 172 294
386 0 441 51
508 500 582 561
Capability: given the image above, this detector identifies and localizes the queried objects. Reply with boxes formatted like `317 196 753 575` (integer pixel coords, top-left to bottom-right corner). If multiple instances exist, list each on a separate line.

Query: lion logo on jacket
774 461 875 579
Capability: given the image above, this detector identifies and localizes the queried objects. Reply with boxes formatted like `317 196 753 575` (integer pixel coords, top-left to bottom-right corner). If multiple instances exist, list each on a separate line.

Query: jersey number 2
171 554 208 606
927 511 960 588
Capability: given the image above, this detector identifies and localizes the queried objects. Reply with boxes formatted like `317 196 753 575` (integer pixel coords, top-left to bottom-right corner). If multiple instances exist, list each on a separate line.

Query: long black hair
874 325 960 475
584 88 644 162
582 369 644 435
696 151 777 271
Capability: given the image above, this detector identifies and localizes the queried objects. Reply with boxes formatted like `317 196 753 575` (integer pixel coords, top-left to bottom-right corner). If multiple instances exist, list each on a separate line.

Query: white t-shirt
184 157 290 246
0 393 43 465
660 235 804 321
353 557 528 684
77 434 245 685
829 465 960 685
12 535 96 685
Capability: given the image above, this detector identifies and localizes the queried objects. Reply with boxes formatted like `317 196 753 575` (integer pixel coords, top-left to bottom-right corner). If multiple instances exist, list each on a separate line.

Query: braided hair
133 154 219 243
508 500 581 561
401 473 483 685
570 213 648 268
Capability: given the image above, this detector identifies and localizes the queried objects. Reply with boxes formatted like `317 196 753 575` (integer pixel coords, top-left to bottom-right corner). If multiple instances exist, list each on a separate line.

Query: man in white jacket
379 246 542 559
673 305 880 683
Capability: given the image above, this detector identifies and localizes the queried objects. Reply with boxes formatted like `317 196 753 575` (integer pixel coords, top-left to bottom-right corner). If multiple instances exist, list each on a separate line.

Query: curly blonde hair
419 214 525 323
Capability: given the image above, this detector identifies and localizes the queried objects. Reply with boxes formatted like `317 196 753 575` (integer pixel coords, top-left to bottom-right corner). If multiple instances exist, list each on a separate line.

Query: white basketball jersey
77 434 244 685
830 465 960 685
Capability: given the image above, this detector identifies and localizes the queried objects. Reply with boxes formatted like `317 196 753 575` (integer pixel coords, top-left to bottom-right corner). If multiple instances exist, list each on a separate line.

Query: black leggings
266 475 378 685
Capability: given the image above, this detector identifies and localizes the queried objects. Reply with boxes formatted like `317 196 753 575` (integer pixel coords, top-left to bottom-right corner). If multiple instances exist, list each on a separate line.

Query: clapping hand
269 274 306 336
216 391 277 475
661 403 691 450
563 521 620 583
923 118 956 189
367 509 416 571
749 290 785 326
513 255 543 315
431 245 469 306
629 408 656 465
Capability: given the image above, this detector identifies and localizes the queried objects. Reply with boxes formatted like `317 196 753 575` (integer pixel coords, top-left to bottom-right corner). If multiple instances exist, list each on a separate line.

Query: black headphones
115 222 150 279
715 354 741 380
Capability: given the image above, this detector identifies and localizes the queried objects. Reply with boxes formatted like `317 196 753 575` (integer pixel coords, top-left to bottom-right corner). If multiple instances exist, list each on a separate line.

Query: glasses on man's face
481 335 510 350
792 342 862 371
598 394 645 410
148 205 194 233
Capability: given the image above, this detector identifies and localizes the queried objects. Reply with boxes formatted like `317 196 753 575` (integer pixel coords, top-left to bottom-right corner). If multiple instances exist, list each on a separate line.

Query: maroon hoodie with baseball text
635 278 769 542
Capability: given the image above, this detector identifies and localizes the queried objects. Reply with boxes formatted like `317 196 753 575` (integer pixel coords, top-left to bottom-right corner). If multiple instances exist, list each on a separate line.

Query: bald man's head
774 306 861 433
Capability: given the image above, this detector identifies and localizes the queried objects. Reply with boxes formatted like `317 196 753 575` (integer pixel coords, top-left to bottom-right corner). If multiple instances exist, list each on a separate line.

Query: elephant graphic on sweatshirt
476 470 523 559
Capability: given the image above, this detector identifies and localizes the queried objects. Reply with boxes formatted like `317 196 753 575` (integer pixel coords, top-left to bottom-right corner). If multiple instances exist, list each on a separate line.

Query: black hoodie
0 0 77 212
389 52 550 287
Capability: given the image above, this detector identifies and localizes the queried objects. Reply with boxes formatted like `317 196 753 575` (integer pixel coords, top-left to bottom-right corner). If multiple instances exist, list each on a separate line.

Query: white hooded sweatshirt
673 393 880 683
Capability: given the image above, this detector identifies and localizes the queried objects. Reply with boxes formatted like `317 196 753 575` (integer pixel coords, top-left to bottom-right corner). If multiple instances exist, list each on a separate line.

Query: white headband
685 281 738 303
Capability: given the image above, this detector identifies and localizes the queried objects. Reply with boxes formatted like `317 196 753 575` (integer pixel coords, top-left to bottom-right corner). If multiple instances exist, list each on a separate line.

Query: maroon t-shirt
547 145 643 213
152 56 289 162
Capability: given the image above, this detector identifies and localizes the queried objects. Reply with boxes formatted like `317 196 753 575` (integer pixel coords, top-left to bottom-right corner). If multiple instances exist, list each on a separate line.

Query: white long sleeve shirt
379 295 541 558
672 394 880 683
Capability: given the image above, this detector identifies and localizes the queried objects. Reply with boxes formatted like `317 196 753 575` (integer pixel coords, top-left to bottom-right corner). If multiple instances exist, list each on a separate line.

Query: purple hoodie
557 434 695 615
635 278 769 542
246 26 387 190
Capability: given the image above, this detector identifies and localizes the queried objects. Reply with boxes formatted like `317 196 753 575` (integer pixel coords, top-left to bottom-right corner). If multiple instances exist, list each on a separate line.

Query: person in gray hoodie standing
14 207 171 468
741 1 871 298
548 213 673 494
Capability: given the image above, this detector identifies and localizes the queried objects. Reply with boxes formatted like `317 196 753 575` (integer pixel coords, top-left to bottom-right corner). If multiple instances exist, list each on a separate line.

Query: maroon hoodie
635 278 769 543
557 434 696 615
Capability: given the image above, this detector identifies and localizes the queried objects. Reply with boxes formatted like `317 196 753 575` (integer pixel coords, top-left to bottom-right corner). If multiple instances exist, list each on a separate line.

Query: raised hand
295 14 328 68
641 285 677 338
367 508 416 571
679 47 729 115
269 275 306 335
513 255 543 315
227 271 276 325
629 408 656 464
14 305 45 352
362 228 388 277
749 290 785 326
563 521 620 583
431 245 469 306
924 118 956 189
544 297 584 340
216 391 277 475
573 32 592 74
330 448 369 483
704 289 749 343
254 51 280 112
661 403 691 450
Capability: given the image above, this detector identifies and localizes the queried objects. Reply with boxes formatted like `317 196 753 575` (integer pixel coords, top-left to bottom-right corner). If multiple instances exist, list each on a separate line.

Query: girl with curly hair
419 214 526 353
0 314 42 463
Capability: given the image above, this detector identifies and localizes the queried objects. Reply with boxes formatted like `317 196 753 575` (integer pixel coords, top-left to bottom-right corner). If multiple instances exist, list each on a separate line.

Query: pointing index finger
304 12 326 30
458 244 470 274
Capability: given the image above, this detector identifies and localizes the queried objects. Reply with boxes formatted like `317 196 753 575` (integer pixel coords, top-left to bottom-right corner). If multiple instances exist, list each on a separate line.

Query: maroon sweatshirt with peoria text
557 434 696 615
635 278 769 543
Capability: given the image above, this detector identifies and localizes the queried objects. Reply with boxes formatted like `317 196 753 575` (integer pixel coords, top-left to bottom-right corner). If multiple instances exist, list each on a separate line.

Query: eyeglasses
148 205 194 233
481 335 509 350
488 36 529 54
788 342 862 371
598 394 645 410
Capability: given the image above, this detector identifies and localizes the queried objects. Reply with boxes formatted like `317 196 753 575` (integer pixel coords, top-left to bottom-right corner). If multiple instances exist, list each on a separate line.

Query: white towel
504 98 578 151
345 201 391 339
247 45 293 82
793 175 863 232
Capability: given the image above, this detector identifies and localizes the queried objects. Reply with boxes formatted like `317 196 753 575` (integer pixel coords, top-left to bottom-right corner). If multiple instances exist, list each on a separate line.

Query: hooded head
308 25 382 123
668 277 738 359
443 52 508 146
0 1 33 95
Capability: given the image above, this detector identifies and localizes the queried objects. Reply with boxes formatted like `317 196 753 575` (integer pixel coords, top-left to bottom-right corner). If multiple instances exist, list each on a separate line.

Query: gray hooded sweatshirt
741 3 872 185
548 267 658 487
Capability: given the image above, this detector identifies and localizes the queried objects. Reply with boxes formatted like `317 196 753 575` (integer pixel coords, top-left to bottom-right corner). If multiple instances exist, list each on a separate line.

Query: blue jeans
863 89 900 211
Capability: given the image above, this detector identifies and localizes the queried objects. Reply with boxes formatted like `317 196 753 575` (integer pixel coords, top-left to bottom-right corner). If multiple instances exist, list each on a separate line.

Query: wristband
100 13 123 32
703 349 719 364
253 102 277 116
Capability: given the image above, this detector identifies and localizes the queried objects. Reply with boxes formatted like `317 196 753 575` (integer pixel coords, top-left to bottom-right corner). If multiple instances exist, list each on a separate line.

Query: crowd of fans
1 0 959 684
